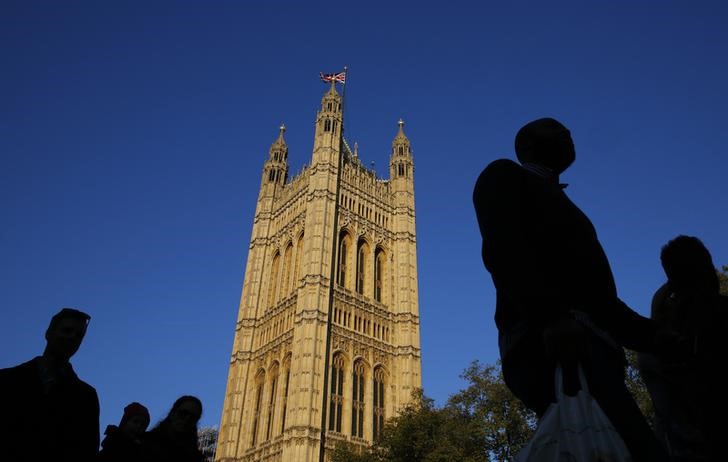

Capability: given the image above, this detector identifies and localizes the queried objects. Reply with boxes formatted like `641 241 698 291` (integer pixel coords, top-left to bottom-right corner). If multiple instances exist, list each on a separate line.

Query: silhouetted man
640 235 728 461
0 307 99 462
473 118 669 461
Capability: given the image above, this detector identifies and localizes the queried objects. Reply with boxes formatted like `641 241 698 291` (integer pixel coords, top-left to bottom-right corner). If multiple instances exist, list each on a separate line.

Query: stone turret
311 81 343 166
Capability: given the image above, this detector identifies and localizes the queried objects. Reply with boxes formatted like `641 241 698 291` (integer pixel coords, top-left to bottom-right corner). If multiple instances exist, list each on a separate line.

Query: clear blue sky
2 1 727 431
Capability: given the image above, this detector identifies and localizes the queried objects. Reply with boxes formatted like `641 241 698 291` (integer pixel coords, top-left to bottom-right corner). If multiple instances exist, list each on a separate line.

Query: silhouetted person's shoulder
0 356 99 399
0 357 41 393
66 362 99 401
0 357 37 374
474 159 523 195
481 158 522 175
473 159 526 229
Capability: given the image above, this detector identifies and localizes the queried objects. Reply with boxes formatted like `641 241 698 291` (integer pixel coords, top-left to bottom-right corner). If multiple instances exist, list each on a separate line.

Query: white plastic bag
515 364 632 462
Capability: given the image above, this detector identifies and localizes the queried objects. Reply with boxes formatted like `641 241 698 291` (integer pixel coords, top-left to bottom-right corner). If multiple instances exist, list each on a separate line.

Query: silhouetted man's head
44 308 91 362
515 117 575 174
661 235 719 295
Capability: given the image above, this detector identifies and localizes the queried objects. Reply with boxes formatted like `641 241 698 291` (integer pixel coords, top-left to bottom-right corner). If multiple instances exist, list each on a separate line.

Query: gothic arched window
373 367 385 439
281 243 293 298
337 233 350 287
265 364 279 441
280 356 291 435
268 252 280 308
294 232 304 289
356 240 369 295
328 354 344 433
324 119 332 132
251 371 265 446
374 248 385 303
352 361 366 438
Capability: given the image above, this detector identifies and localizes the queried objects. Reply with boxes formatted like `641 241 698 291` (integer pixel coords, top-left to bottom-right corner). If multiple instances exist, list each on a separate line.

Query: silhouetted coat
696 294 728 459
0 356 100 462
98 425 144 462
473 159 656 356
474 159 668 461
644 287 728 459
141 426 204 462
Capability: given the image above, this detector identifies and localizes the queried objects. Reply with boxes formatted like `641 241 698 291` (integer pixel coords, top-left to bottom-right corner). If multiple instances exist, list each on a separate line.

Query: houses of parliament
215 82 422 462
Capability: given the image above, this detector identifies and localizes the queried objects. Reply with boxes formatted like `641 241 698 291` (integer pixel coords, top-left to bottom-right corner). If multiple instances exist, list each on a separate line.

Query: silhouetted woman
141 395 204 462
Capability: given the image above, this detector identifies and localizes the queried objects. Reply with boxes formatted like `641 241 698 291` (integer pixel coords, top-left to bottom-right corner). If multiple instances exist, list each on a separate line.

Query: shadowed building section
216 83 422 462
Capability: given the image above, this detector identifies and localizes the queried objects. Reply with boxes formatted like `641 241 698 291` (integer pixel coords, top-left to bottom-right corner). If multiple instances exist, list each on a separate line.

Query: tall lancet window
265 364 279 441
251 371 265 446
351 361 366 438
374 248 384 303
373 367 385 439
294 232 304 289
356 240 368 295
337 234 349 287
281 244 293 298
328 354 344 433
280 357 291 435
268 252 280 308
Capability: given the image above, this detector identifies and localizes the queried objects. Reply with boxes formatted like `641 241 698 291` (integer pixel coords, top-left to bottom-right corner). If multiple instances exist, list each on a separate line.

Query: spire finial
276 123 286 143
271 123 287 150
398 119 405 134
354 142 359 157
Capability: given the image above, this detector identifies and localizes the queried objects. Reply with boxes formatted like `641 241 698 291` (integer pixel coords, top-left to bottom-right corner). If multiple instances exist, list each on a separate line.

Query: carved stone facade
216 83 421 462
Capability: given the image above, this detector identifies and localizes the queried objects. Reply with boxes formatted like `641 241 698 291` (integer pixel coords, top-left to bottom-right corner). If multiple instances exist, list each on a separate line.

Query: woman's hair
661 235 719 293
169 395 203 419
150 395 203 449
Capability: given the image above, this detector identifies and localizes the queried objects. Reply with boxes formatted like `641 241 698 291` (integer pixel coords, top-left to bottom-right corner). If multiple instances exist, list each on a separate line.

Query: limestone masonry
216 83 421 462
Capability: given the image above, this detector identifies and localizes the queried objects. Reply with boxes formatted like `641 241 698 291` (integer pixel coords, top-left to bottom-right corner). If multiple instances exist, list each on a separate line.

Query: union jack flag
320 71 346 84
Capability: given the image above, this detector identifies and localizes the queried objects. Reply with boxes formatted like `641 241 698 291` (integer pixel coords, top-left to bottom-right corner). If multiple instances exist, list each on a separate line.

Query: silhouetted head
119 402 150 439
161 395 202 436
149 395 202 450
44 307 91 362
661 235 719 295
515 118 575 174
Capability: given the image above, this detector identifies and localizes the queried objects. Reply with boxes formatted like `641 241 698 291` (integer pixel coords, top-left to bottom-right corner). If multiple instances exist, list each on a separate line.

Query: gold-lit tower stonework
216 82 421 462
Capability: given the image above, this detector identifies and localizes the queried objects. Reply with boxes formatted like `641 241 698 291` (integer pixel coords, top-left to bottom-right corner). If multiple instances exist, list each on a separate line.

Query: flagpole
319 65 348 462
341 65 348 134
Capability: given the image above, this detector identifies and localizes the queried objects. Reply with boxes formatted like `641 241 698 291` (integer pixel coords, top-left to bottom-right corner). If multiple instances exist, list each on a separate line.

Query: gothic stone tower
216 83 421 462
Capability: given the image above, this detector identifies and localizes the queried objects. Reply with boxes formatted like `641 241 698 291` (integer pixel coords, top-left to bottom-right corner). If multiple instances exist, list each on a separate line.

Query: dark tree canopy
331 362 535 462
